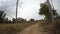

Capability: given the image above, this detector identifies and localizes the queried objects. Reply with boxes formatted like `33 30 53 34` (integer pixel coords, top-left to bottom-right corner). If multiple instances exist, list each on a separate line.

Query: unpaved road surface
16 23 53 34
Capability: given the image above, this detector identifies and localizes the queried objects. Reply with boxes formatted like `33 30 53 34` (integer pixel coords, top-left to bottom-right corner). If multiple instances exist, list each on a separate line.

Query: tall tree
0 10 6 23
39 0 57 22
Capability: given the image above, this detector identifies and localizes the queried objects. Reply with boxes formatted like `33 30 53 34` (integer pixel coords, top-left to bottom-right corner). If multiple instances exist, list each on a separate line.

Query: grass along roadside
0 22 36 34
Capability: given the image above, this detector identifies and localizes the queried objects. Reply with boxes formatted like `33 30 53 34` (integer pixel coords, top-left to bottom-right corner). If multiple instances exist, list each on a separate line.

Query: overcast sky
0 0 60 20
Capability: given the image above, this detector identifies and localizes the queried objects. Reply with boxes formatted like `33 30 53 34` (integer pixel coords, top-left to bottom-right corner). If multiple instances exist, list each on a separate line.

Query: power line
50 0 54 9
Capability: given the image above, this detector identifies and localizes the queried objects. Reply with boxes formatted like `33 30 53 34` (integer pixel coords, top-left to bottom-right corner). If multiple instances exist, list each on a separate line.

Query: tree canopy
0 10 6 23
39 1 57 22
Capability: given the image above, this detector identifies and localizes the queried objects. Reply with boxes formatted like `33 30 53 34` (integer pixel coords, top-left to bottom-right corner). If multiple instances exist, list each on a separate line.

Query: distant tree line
0 10 26 24
0 10 36 24
0 9 60 24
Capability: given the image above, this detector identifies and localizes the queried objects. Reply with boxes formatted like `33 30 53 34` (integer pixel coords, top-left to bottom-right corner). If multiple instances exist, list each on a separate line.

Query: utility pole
50 0 55 24
16 0 19 23
50 0 54 9
50 0 58 34
46 0 54 24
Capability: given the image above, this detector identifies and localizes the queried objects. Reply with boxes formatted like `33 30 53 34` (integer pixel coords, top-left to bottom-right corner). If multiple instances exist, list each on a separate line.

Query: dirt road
16 23 54 34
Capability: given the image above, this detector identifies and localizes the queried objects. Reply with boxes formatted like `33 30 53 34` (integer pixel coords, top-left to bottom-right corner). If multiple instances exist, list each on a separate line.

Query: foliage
12 18 26 23
29 19 35 22
0 10 6 23
39 2 57 22
0 10 12 24
17 18 26 23
12 18 16 23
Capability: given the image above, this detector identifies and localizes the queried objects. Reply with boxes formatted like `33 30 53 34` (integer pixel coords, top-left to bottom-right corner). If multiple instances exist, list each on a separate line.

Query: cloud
0 0 16 19
18 0 46 20
51 0 60 15
0 0 60 20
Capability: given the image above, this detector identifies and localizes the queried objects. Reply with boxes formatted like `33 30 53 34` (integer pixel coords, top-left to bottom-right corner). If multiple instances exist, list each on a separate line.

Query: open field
0 21 60 34
0 22 37 34
17 22 60 34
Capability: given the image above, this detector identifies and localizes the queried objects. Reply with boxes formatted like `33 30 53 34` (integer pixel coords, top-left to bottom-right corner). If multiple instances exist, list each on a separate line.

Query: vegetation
39 0 57 22
38 0 60 34
0 10 27 24
0 0 60 34
29 18 35 22
0 22 37 34
0 11 37 34
0 10 6 23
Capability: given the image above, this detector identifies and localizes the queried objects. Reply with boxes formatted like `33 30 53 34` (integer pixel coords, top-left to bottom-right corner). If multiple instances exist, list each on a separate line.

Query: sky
0 0 60 20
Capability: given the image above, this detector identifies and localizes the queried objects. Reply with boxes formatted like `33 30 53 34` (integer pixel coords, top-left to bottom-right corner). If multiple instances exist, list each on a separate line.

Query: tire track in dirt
19 23 39 34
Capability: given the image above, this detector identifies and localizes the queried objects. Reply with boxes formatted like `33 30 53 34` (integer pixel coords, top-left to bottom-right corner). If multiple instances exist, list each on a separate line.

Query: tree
39 1 57 22
12 18 26 23
4 18 9 23
0 10 6 23
29 19 35 22
12 18 16 23
17 18 26 23
4 18 12 24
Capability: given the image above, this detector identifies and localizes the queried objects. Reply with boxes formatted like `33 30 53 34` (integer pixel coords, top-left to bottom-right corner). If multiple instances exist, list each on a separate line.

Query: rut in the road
17 23 55 34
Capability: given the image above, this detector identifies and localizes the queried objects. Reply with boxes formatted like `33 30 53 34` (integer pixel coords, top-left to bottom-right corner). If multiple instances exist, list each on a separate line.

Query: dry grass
0 22 36 34
38 21 60 34
0 21 60 34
